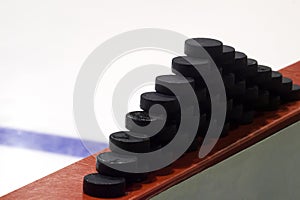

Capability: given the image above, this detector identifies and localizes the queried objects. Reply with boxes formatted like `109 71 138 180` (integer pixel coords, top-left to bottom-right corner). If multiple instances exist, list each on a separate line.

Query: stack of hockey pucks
83 38 300 198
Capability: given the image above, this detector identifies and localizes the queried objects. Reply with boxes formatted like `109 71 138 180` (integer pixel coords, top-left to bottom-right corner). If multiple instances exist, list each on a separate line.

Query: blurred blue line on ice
0 127 108 157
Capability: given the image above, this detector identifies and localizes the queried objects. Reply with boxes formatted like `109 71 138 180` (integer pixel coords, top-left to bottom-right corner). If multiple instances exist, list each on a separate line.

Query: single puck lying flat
216 45 235 66
238 110 255 125
96 152 147 182
254 65 272 84
155 75 195 96
83 173 125 198
222 73 235 88
184 38 223 59
172 56 210 78
125 111 177 143
125 111 159 128
230 104 243 121
186 137 202 152
140 92 179 115
233 51 248 70
263 71 283 91
278 77 293 95
224 51 247 75
256 90 270 109
283 84 300 101
243 85 259 103
109 131 150 153
220 122 231 137
226 80 246 97
264 95 281 111
245 58 258 78
196 87 207 103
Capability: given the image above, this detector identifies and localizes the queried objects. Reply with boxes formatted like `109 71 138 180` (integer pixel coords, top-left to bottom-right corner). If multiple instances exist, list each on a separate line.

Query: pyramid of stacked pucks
83 38 300 198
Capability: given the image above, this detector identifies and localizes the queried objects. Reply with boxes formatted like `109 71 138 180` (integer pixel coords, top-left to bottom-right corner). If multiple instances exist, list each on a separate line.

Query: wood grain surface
3 61 300 200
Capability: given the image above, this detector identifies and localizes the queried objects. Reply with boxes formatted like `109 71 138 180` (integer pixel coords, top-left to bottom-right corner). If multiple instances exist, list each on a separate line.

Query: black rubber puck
264 95 281 111
96 152 147 183
243 85 259 103
222 73 235 88
238 110 255 125
278 77 293 95
140 92 179 115
263 71 283 91
197 113 208 136
83 173 125 198
256 90 270 109
233 52 248 70
220 122 231 137
196 87 207 104
254 65 272 84
199 96 211 115
283 84 300 101
184 38 223 59
172 56 210 78
186 137 202 152
245 58 258 78
125 110 177 142
155 74 195 96
226 80 246 97
125 111 159 128
109 131 150 153
230 104 243 121
218 45 235 65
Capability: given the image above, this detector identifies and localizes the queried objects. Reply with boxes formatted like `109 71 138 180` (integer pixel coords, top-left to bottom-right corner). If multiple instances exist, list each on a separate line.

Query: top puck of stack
217 45 235 66
109 131 150 153
263 71 283 91
140 92 179 115
278 77 293 95
283 84 300 101
245 58 258 78
83 173 126 198
229 52 247 75
184 38 223 59
254 65 272 84
172 56 210 78
155 74 195 96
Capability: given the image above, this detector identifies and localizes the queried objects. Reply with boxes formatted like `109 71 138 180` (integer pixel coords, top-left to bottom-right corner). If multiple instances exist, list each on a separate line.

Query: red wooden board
3 61 300 200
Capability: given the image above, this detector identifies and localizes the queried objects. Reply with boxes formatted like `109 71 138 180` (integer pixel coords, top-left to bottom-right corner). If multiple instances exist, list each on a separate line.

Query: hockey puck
222 73 235 87
245 58 258 78
230 103 243 121
283 84 300 101
96 152 147 182
172 56 210 78
109 131 150 153
83 173 126 198
243 85 259 103
256 90 270 109
184 38 223 59
140 92 179 115
238 110 255 125
264 95 281 111
125 111 160 128
218 45 235 65
278 77 293 95
226 80 246 97
220 122 231 137
254 65 272 84
155 74 195 96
